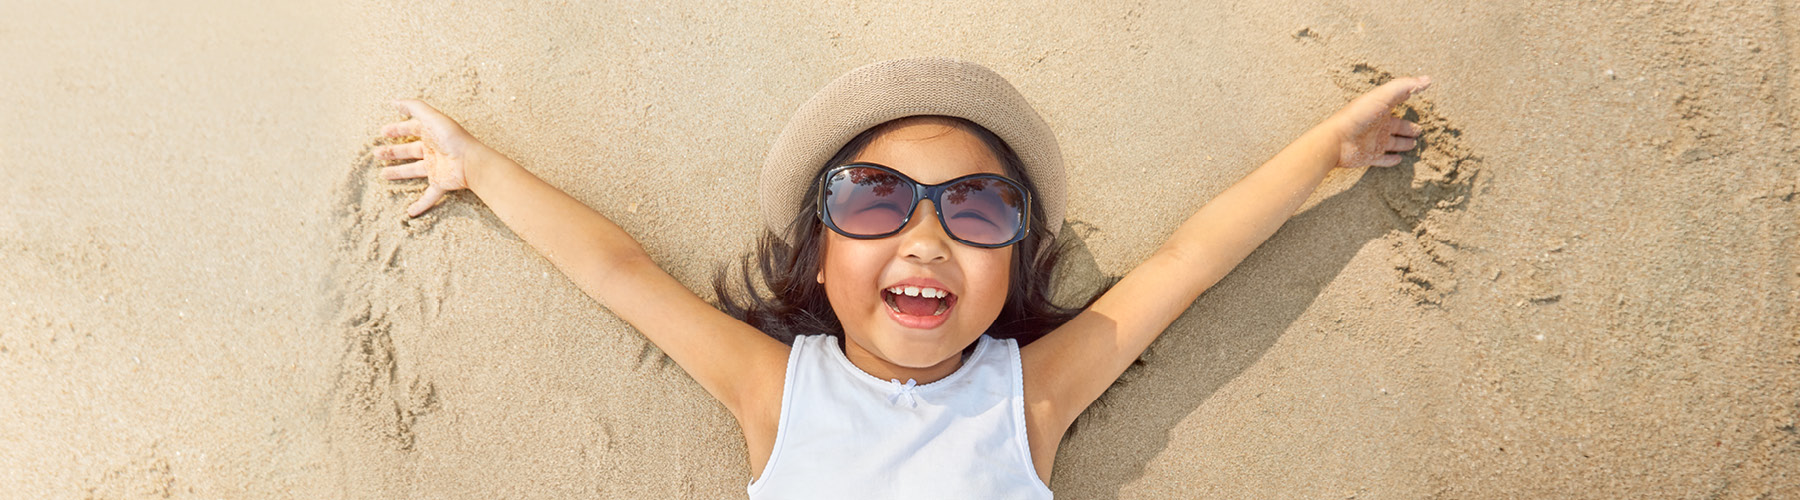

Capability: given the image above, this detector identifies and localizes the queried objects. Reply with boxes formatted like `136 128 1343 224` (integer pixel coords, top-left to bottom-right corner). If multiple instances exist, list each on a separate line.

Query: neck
840 336 965 384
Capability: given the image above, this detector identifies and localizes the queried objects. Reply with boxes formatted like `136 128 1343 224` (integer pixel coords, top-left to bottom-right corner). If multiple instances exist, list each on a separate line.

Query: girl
371 57 1428 497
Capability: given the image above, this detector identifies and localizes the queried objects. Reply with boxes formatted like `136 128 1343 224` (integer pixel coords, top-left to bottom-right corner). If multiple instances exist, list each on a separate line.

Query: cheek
819 236 880 306
961 250 1015 317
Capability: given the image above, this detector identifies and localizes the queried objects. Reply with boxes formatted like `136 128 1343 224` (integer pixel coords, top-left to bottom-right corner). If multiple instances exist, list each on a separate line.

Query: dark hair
714 117 1105 347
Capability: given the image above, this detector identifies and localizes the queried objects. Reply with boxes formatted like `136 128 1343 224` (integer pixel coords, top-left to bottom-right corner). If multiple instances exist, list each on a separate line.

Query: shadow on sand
1048 159 1424 496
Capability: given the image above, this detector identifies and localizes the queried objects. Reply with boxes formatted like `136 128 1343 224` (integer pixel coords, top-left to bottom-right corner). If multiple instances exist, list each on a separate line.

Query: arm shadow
1047 162 1414 496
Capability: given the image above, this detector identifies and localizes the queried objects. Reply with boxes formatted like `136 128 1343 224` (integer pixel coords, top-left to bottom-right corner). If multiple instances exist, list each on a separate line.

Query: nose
896 200 951 264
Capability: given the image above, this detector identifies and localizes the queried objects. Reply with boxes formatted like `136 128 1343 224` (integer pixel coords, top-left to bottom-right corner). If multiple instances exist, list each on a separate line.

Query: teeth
885 286 950 300
881 285 954 316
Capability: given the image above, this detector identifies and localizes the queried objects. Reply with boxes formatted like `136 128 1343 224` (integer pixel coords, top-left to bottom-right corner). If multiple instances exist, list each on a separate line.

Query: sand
3 0 1796 498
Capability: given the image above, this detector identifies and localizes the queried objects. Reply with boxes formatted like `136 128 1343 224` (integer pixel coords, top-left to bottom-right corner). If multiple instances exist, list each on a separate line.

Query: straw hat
759 56 1065 247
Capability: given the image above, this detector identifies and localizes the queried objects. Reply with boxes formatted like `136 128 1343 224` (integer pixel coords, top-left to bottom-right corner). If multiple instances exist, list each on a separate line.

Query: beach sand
3 0 1796 497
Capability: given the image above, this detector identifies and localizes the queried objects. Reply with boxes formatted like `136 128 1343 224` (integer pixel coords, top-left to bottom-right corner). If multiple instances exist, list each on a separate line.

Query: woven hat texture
759 56 1065 246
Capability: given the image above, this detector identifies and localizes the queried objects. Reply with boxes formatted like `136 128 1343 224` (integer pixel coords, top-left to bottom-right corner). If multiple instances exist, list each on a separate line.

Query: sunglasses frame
815 163 1032 248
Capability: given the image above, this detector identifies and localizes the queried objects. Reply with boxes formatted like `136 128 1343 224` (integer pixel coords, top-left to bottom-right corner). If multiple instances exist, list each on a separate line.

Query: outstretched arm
1021 77 1433 440
372 101 788 421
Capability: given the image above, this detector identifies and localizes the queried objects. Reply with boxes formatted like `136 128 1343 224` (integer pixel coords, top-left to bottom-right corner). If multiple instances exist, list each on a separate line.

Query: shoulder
726 335 799 422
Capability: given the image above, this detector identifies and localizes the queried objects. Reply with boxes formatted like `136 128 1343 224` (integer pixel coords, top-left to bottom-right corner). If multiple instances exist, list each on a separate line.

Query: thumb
407 186 449 218
1362 76 1432 109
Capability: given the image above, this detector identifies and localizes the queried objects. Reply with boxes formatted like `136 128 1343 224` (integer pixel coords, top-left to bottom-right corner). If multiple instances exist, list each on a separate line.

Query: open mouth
882 285 956 318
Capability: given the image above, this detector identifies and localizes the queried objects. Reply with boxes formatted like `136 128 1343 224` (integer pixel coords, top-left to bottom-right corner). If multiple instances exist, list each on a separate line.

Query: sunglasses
816 163 1031 248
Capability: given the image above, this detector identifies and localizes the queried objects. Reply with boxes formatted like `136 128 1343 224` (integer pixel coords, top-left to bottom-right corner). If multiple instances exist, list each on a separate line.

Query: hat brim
759 56 1065 249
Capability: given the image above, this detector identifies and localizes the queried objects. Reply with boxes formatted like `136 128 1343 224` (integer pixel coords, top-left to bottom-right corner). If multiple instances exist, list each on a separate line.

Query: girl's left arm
1021 77 1432 435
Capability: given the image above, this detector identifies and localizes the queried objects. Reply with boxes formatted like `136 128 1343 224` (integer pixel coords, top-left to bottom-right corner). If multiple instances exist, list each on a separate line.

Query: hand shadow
1047 160 1417 496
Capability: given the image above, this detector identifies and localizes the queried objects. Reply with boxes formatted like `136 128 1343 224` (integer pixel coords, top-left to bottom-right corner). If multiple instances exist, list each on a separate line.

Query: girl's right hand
373 100 489 217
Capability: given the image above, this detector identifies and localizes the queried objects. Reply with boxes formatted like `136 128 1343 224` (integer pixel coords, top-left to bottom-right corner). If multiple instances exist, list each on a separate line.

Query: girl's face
819 118 1014 379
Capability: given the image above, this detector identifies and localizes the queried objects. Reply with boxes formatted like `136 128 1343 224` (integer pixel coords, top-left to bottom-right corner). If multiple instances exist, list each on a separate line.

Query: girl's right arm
1018 78 1430 462
372 100 788 423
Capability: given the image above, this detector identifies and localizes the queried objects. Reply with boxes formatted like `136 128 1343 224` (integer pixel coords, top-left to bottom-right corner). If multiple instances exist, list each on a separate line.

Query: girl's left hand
1328 76 1432 169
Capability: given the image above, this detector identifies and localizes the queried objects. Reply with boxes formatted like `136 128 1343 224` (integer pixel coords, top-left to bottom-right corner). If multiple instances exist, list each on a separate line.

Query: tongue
894 294 940 316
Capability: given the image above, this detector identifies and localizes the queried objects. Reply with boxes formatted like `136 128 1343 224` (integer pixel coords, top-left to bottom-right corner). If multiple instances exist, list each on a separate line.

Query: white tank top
747 334 1053 499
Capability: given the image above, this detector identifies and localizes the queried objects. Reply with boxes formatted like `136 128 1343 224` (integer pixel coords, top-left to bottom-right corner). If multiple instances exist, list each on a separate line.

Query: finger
407 186 448 217
391 99 447 121
391 99 469 137
1363 76 1433 109
382 119 422 138
1387 136 1418 152
381 161 428 180
375 142 426 161
1392 120 1423 138
1371 153 1403 168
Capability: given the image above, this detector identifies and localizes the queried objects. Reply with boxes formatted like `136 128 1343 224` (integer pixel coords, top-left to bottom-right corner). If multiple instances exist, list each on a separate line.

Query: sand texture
4 0 1797 498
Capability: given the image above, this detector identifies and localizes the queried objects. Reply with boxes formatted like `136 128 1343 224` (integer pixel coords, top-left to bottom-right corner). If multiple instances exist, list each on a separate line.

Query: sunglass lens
824 167 912 237
940 178 1025 246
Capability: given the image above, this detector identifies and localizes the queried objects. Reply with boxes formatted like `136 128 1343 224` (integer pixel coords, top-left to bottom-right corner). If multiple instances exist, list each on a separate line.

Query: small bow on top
887 378 920 409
